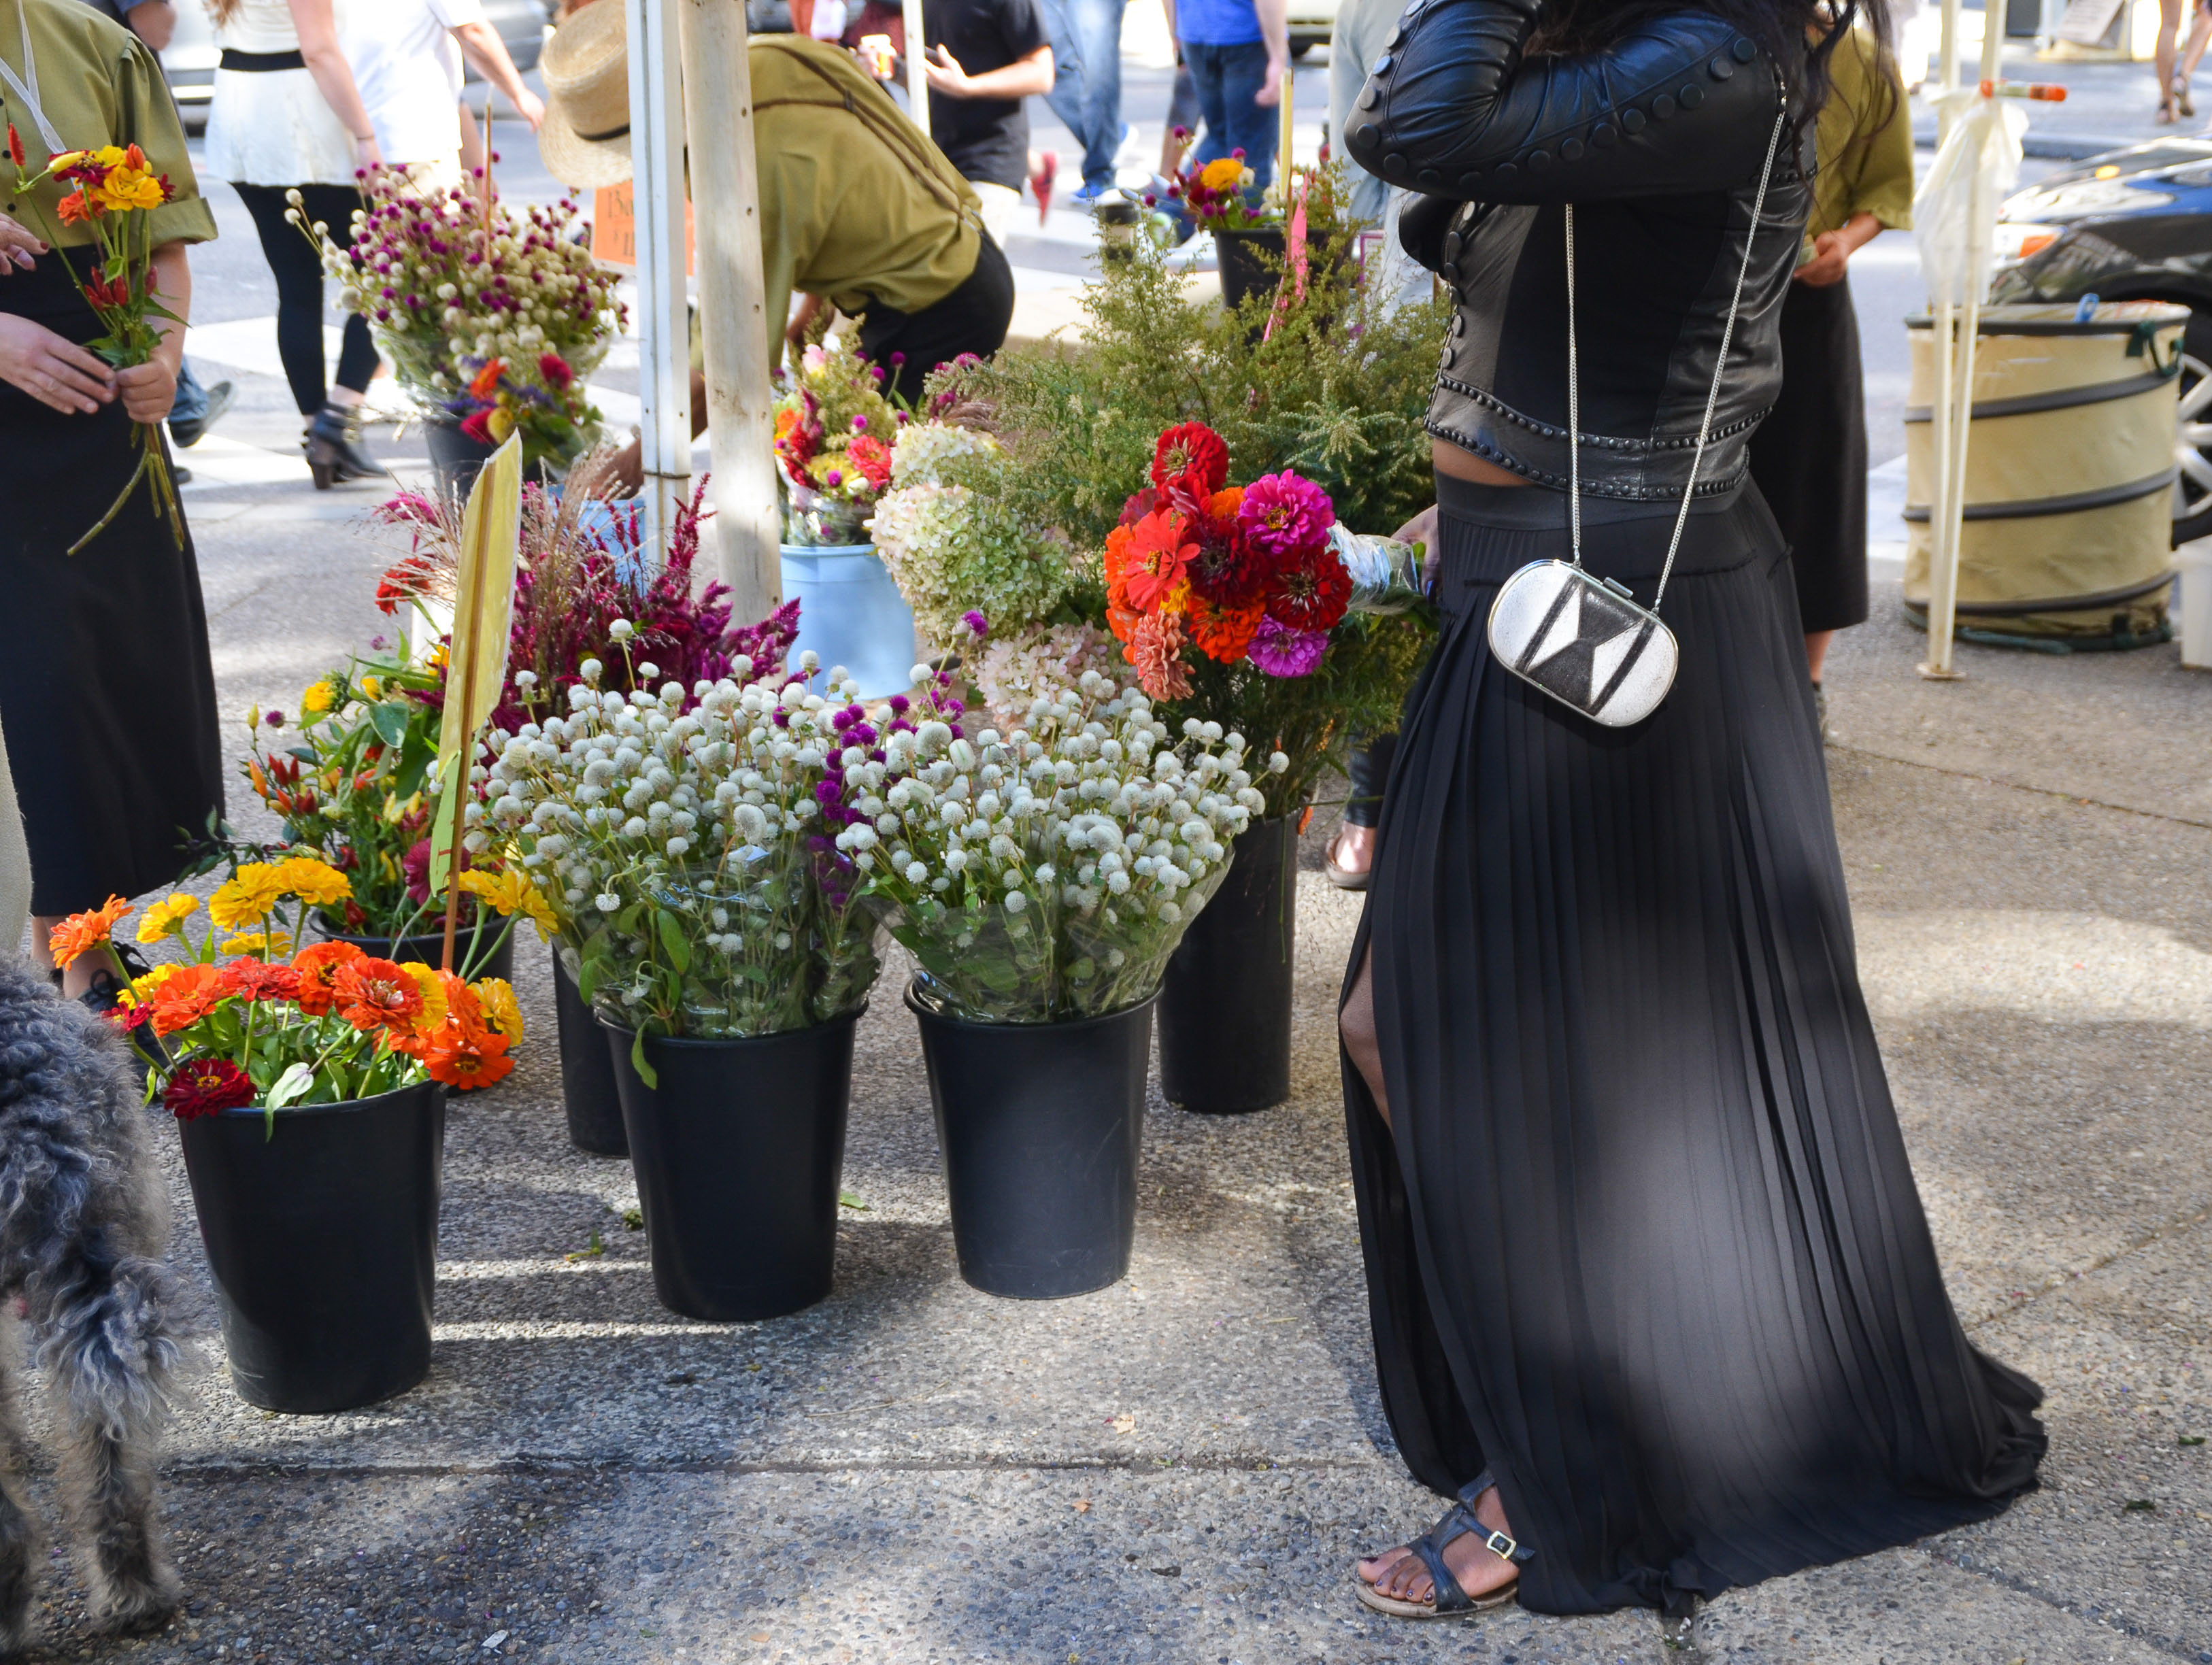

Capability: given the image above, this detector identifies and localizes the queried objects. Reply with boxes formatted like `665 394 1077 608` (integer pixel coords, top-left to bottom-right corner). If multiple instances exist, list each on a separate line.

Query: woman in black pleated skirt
1333 0 2042 1625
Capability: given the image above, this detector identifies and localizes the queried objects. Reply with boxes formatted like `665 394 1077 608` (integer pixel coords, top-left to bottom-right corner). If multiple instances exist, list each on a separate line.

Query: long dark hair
1530 0 1890 131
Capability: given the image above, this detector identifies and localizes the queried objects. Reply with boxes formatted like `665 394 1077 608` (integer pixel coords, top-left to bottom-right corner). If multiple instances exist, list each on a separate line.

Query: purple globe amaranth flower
1237 471 1336 560
1247 616 1328 678
961 609 990 639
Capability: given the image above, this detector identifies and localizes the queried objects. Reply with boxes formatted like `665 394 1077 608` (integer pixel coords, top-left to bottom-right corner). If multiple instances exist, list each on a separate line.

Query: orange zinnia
1186 591 1266 662
148 963 231 1037
1121 509 1197 612
54 188 101 224
433 973 486 1038
48 895 129 969
424 1029 514 1090
291 940 365 1016
333 956 424 1032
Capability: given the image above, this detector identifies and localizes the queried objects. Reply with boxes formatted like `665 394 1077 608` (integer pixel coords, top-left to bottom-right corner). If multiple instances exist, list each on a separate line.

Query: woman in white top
203 0 389 486
343 0 543 184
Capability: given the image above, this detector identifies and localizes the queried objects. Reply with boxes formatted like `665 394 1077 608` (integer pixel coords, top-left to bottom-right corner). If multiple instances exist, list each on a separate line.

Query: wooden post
903 0 931 137
627 0 694 553
680 0 784 625
438 509 489 974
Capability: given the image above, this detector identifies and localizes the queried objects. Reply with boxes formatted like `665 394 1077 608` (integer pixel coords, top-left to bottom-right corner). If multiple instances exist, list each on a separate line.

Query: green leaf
564 1230 605 1262
656 910 690 974
838 1192 869 1211
369 701 412 749
620 1207 644 1231
264 1062 316 1109
629 1026 658 1090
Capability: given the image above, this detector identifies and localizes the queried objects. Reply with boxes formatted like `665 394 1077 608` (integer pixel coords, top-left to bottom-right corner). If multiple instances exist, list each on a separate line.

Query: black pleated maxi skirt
0 256 224 918
1343 473 2044 1617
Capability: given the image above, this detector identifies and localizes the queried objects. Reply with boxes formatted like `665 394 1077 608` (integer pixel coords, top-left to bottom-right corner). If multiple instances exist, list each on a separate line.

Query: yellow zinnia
270 855 352 908
208 863 288 930
127 962 182 1001
220 930 295 958
1200 156 1247 192
135 893 200 943
359 675 383 700
301 680 337 716
405 964 448 1034
95 165 165 213
473 977 524 1041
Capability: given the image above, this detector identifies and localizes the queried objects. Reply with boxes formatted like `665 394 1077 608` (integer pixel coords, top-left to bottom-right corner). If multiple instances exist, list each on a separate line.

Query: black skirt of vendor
859 234 1016 405
0 257 224 918
1746 273 1870 635
1341 472 2045 1615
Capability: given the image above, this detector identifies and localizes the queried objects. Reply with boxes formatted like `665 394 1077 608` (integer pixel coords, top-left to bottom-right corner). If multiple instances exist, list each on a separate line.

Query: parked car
1285 0 1334 57
1990 138 2212 544
163 0 552 133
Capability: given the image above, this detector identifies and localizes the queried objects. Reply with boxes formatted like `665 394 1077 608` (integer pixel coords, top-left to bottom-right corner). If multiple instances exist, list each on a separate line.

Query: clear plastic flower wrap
1329 524 1428 615
478 655 883 1073
835 660 1281 1024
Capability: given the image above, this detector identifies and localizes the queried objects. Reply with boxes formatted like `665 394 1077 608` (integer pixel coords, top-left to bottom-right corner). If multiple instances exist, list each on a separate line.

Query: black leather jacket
1344 0 1811 500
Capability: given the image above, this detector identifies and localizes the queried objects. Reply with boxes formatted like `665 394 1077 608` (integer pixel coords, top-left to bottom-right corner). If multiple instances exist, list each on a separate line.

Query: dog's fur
0 959 181 1649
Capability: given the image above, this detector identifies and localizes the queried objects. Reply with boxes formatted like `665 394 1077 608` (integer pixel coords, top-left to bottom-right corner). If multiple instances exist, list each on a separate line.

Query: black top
924 0 1048 192
1345 0 1812 500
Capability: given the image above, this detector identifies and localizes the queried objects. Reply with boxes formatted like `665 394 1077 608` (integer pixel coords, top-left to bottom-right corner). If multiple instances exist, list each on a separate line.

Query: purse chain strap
1565 96 1790 614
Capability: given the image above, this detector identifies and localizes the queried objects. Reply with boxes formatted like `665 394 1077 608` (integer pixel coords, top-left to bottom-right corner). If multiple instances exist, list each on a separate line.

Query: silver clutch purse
1487 105 1786 729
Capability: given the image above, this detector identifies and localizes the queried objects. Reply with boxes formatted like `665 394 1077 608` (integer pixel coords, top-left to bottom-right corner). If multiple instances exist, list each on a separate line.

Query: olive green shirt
752 37 982 363
1810 20 1913 240
0 0 216 249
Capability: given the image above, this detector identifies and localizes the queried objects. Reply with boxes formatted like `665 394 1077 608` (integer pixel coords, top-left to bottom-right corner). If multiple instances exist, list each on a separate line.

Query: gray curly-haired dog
0 957 181 1649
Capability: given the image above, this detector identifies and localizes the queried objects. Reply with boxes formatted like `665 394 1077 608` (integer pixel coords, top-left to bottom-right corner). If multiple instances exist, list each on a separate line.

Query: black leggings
234 182 380 416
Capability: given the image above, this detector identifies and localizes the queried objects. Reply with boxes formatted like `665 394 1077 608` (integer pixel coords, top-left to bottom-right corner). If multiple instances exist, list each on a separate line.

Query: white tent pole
903 0 931 137
1937 0 1964 137
680 0 784 623
626 0 694 554
1926 303 1956 672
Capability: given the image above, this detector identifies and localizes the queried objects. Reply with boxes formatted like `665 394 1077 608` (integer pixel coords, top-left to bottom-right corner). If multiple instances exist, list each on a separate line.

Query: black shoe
173 465 191 486
303 401 388 490
169 378 234 448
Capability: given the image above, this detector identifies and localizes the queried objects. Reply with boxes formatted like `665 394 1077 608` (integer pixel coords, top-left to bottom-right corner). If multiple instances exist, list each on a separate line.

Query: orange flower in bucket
291 940 365 1016
47 896 129 968
333 956 425 1034
424 1028 514 1090
148 964 230 1037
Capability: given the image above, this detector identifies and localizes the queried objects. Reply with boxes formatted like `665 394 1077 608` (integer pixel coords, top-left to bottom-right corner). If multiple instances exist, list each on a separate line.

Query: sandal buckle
1481 1528 1520 1562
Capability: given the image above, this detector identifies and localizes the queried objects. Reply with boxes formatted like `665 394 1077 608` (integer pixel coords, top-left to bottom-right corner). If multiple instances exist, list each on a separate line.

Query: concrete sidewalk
0 463 2184 1665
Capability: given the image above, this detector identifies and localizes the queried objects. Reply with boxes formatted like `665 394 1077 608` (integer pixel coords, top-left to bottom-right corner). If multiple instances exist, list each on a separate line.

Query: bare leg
1804 628 1834 684
1339 947 1389 1130
2160 0 2184 118
1326 822 1378 877
2184 0 2212 100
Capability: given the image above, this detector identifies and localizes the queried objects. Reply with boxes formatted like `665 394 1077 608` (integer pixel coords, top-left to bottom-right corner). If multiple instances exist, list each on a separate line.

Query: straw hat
537 0 635 189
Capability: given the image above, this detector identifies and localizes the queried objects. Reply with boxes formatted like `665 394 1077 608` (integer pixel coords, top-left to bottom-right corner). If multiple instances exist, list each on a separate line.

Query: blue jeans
1041 0 1125 188
1184 37 1277 201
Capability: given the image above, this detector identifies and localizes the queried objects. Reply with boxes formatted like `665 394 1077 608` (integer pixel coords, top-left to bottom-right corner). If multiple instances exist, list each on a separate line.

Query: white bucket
2177 539 2212 671
780 543 920 699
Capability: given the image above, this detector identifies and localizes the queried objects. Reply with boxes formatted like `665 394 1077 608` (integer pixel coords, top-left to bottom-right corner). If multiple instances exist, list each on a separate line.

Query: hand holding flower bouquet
6 129 184 554
479 650 881 1080
47 859 526 1124
835 638 1280 1023
775 336 903 545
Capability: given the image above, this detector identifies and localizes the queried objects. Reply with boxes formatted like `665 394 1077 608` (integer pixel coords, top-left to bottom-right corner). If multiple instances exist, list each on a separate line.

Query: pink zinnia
1247 616 1328 677
1237 472 1335 561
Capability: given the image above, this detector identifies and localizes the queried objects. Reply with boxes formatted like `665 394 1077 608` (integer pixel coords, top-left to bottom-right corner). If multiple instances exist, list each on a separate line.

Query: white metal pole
1937 0 1964 139
680 0 784 624
1926 303 1956 671
903 0 931 137
627 0 694 554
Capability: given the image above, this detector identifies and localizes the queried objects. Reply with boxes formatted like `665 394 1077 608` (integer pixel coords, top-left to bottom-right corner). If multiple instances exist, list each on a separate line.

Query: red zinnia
537 351 573 390
1262 547 1354 633
220 958 303 1005
164 1059 255 1120
1150 422 1228 497
459 408 497 445
1121 509 1198 611
333 956 425 1032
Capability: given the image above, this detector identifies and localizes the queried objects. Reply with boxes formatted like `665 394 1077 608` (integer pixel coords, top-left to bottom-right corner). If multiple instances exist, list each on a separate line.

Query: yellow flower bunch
1200 156 1251 192
301 680 337 716
207 857 353 929
472 977 524 1041
97 164 164 214
220 931 297 958
456 869 558 938
136 893 200 943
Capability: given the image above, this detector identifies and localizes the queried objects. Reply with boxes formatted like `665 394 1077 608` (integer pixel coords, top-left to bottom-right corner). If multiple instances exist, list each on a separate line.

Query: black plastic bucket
1158 814 1297 1113
553 953 626 1156
907 983 1152 1299
178 1081 446 1413
319 915 517 984
601 1012 858 1321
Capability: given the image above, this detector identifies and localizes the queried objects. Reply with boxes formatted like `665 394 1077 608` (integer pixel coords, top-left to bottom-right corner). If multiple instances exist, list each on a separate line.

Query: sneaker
169 377 234 449
1029 149 1058 224
1069 180 1115 207
1113 120 1143 171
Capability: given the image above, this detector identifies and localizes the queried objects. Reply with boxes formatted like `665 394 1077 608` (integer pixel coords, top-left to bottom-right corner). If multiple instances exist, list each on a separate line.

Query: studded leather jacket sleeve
1341 0 1784 203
